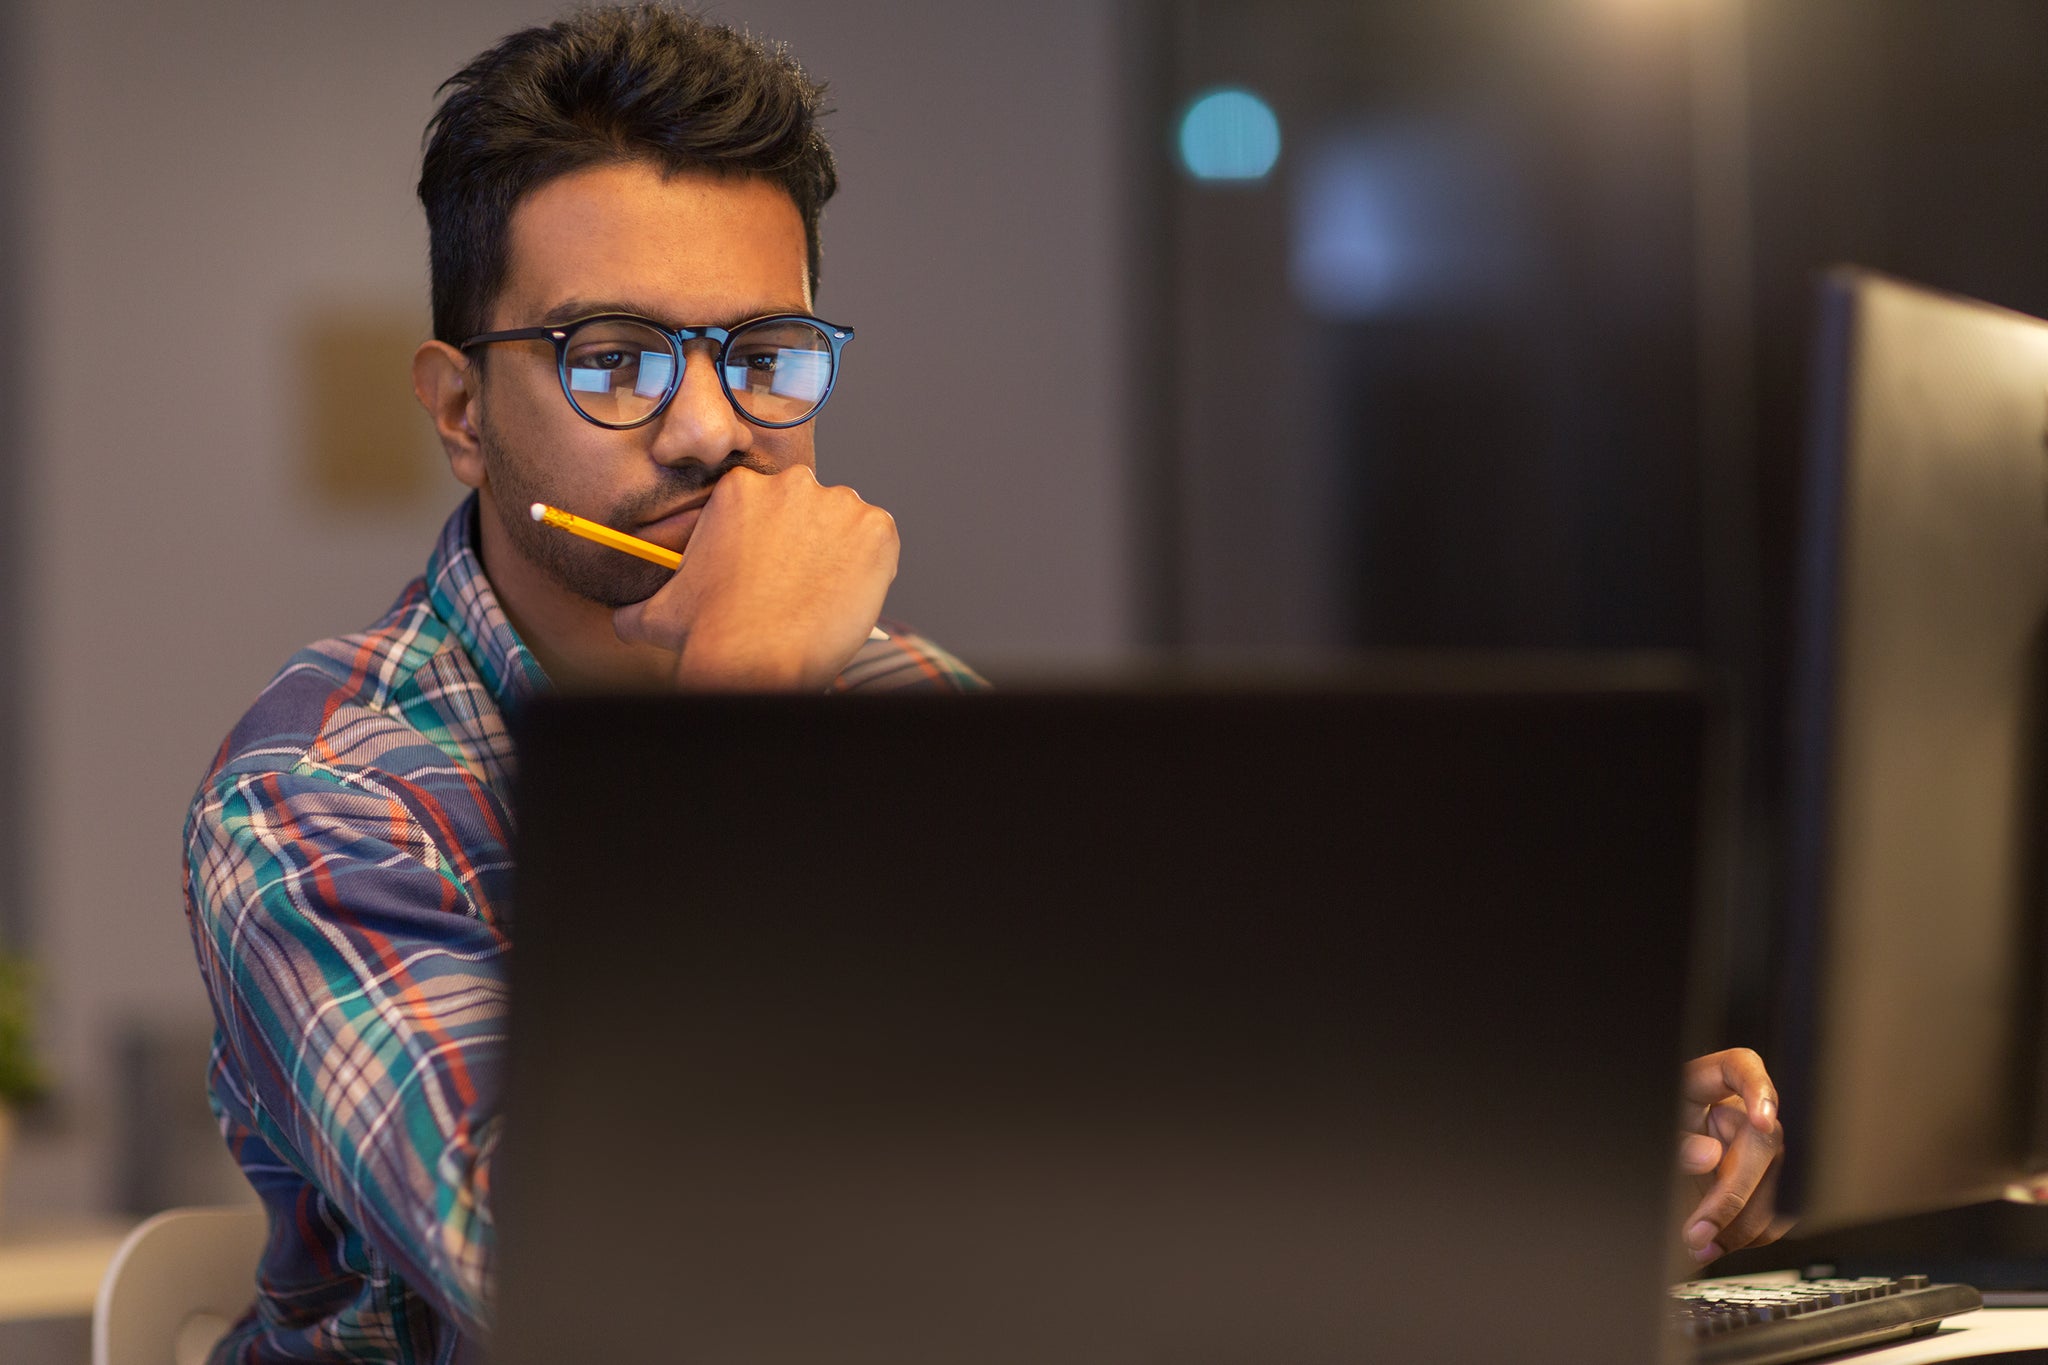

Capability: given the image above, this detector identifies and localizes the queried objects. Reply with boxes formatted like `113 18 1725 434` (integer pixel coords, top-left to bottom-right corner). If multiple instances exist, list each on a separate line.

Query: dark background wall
1151 0 2048 1043
1159 0 1704 657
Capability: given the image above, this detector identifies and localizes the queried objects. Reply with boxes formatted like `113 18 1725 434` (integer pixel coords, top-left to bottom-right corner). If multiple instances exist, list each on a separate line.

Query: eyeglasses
461 312 854 430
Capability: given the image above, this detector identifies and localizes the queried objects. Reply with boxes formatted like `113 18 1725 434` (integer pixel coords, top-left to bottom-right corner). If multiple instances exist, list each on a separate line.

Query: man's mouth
634 494 713 549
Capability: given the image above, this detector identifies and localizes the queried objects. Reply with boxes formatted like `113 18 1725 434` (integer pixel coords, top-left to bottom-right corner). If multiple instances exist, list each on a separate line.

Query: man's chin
580 564 673 610
518 523 672 608
585 520 694 607
486 483 678 608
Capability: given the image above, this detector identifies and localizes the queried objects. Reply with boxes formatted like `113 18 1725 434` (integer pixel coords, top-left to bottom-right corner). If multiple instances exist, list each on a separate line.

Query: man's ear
413 340 486 490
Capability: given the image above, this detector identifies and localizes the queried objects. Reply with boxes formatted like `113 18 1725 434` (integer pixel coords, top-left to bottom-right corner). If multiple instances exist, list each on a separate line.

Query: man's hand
612 465 899 691
1678 1048 1788 1265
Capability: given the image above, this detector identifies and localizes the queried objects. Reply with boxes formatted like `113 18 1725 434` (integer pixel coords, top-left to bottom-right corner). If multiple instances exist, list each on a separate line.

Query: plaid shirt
184 496 985 1363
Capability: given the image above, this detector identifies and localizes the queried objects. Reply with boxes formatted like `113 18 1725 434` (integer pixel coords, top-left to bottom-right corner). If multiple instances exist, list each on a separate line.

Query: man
186 11 979 1361
183 7 1777 1361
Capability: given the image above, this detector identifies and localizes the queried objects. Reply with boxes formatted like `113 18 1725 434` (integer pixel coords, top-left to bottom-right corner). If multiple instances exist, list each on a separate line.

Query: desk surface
1850 1306 2048 1361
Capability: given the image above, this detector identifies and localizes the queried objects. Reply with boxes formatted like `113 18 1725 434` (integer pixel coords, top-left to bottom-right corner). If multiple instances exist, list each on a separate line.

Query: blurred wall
14 0 1132 1219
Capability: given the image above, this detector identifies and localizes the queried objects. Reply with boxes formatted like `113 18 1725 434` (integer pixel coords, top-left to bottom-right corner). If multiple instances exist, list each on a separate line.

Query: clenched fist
612 465 899 691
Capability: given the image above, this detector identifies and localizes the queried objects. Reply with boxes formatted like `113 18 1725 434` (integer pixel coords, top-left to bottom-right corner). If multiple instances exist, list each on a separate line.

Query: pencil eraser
529 503 546 521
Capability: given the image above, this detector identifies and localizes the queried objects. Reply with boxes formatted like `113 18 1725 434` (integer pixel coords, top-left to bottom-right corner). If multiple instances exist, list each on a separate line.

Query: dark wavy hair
419 4 838 348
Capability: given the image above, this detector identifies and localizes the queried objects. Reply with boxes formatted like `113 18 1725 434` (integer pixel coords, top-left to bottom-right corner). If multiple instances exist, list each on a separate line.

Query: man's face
469 161 817 607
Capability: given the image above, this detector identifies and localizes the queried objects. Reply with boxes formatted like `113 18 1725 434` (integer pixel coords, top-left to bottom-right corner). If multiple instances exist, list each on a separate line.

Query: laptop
493 659 1709 1363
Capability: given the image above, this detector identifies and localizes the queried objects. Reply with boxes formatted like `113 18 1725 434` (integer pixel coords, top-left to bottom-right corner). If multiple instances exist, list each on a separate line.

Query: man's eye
573 349 632 371
736 350 779 372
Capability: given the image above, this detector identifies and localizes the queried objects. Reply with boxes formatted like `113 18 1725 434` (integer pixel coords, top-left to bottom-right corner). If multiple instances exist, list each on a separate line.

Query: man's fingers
1685 1115 1784 1260
1678 1132 1723 1175
1687 1119 1775 1232
1714 1158 1786 1254
612 598 651 645
1681 1048 1779 1135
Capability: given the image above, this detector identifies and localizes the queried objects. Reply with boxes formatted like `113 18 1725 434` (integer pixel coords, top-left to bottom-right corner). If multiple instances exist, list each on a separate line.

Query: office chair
92 1204 264 1365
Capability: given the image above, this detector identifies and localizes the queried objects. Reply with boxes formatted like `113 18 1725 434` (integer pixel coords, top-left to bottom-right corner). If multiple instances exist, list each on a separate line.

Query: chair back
93 1204 265 1365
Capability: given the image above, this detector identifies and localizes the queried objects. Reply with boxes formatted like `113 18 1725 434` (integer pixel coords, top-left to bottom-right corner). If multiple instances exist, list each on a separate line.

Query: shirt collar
425 494 552 711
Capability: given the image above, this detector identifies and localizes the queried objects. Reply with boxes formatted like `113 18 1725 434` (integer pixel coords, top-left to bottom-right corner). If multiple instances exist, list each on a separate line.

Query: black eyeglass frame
460 311 855 430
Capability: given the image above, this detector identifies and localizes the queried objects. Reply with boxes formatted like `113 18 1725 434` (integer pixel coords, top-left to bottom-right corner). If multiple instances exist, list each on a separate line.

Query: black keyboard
1670 1273 1981 1364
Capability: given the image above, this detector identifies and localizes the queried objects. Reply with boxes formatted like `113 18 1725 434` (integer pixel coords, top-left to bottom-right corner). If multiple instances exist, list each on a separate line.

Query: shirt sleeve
832 623 990 692
184 758 508 1339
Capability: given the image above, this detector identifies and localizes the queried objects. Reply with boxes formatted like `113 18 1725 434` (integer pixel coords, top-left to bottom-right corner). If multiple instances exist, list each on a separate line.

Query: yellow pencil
529 502 889 641
530 501 682 569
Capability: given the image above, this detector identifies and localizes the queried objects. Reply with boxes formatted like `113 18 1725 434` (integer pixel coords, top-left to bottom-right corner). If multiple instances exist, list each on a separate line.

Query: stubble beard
475 408 680 609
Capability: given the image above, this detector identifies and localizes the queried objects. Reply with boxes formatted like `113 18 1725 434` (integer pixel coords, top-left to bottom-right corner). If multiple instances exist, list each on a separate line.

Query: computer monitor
1770 267 2048 1231
493 668 1711 1364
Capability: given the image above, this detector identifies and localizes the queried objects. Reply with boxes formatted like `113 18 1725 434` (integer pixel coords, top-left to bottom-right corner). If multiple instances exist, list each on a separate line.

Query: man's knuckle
1705 1191 1747 1223
1723 1213 1769 1247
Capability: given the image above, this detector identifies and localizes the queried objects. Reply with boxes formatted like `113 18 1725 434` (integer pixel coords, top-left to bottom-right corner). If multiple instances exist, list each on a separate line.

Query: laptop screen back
495 672 1706 1364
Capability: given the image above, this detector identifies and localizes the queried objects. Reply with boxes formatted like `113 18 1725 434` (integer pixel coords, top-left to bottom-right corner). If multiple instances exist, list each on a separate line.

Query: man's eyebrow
536 298 811 329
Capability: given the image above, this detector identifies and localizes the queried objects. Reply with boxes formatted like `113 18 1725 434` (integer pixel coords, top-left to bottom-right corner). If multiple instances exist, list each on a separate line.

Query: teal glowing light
1178 87 1282 182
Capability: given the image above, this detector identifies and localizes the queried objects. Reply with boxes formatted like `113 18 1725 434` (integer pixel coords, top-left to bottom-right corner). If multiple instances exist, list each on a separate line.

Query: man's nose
647 341 750 467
